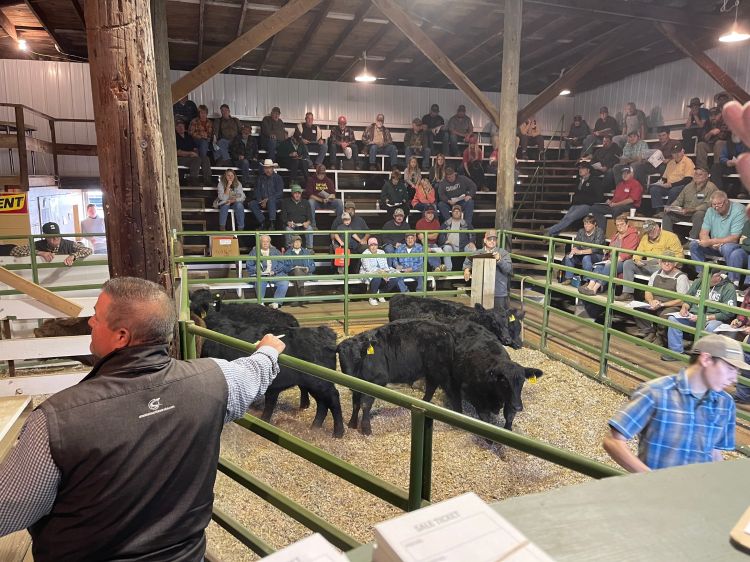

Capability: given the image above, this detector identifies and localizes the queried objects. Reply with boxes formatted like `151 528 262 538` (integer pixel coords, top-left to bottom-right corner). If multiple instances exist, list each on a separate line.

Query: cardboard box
210 236 240 257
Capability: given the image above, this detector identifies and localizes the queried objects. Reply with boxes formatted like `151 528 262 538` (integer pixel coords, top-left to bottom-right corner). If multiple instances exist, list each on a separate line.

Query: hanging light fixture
355 51 377 83
559 89 571 96
720 0 750 42
18 39 28 51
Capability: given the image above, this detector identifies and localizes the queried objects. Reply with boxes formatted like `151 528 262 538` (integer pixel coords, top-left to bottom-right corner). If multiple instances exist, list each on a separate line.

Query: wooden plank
0 135 18 149
370 0 500 125
0 267 83 317
197 0 205 63
311 1 371 80
14 106 28 190
0 396 31 460
0 334 91 361
171 0 322 101
0 531 31 562
0 7 18 42
0 372 87 397
49 119 59 176
55 142 97 156
656 22 750 105
0 296 97 319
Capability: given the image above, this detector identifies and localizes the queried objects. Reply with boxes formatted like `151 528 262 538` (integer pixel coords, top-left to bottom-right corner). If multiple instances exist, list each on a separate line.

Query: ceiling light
355 51 376 83
719 0 750 42
559 89 571 96
18 39 28 51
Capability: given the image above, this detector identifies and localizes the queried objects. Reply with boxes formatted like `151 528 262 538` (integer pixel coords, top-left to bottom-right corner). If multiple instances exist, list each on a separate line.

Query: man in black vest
0 277 285 561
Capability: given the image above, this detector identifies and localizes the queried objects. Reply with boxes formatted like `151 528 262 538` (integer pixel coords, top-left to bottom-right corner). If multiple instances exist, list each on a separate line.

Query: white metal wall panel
573 43 750 128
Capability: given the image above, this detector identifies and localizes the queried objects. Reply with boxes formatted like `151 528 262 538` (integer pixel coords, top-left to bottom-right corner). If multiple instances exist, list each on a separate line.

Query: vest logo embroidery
139 397 175 419
148 398 161 411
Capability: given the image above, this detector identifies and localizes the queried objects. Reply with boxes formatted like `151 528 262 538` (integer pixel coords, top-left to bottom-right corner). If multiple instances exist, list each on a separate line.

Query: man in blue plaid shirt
395 232 427 291
603 334 742 472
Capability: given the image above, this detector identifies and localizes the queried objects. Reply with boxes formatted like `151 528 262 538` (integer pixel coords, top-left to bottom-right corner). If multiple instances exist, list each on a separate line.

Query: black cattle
337 320 460 435
33 317 96 366
452 320 542 430
200 316 344 437
388 294 524 349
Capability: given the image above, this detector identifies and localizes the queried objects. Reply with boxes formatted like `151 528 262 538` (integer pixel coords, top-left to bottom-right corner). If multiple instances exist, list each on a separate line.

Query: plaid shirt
188 117 213 140
10 238 92 261
609 369 735 470
622 139 649 161
395 243 425 271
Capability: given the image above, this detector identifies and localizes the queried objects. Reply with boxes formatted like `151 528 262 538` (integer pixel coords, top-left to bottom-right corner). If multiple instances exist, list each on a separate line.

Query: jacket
246 246 288 276
686 277 737 321
633 230 683 264
462 247 512 298
608 226 640 261
380 219 409 247
412 182 437 206
571 175 604 206
672 180 718 212
437 175 477 203
362 124 394 146
229 134 258 161
277 137 310 162
437 218 475 248
254 172 284 202
380 179 411 207
281 197 313 225
286 247 316 273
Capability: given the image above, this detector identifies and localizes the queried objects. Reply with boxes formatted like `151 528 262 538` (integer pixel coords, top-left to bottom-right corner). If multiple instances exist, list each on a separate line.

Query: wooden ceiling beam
285 0 332 78
197 0 205 63
258 0 289 75
417 30 502 86
0 7 18 41
172 0 322 101
371 0 499 124
311 1 371 80
517 29 626 125
71 0 84 25
334 20 391 81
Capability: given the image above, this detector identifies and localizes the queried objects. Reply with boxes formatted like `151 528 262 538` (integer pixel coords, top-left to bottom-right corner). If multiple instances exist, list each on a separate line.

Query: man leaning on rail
0 277 285 562
603 334 741 473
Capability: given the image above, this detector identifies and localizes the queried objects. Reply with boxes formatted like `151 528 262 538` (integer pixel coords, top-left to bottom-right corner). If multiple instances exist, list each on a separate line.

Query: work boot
615 292 634 302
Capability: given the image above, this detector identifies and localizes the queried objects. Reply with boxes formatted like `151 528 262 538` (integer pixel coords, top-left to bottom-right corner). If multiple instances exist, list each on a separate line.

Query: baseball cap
344 201 356 209
341 212 351 220
692 334 750 370
641 220 658 233
393 208 405 216
424 205 436 213
484 229 498 240
621 166 633 174
290 184 303 193
42 222 60 235
315 164 326 173
451 204 463 212
687 97 703 107
367 237 378 245
290 235 302 242
405 231 416 238
577 161 592 170
431 104 439 111
457 105 466 112
599 106 609 113
574 115 582 121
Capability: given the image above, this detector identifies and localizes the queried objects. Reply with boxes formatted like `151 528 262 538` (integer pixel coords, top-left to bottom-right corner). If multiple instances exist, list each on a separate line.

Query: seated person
403 156 422 196
462 134 486 191
438 204 476 270
249 159 284 229
422 104 449 154
188 104 213 159
564 115 591 160
436 166 477 224
415 205 449 271
285 234 315 305
664 271 736 360
297 112 326 166
381 208 409 266
616 220 683 303
328 115 359 170
582 106 620 156
277 129 311 183
404 118 431 171
361 237 408 305
613 131 649 188
661 167 718 241
547 161 604 236
689 191 746 284
737 205 750 288
578 214 640 295
447 105 474 157
682 97 710 153
332 210 368 254
395 232 428 291
462 229 512 312
650 144 695 216
173 95 198 126
590 166 643 229
213 104 242 166
11 221 92 266
695 107 729 170
362 113 398 170
633 252 690 344
518 115 544 159
280 184 313 249
590 135 622 189
730 288 750 403
214 169 246 231
229 125 258 186
411 178 437 217
380 168 411 220
429 153 447 186
613 102 647 148
260 106 285 162
245 234 289 309
304 164 344 228
176 121 211 186
561 215 605 285
712 136 748 192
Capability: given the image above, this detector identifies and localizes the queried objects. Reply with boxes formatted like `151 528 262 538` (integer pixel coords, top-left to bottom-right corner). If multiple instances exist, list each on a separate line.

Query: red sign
0 193 27 214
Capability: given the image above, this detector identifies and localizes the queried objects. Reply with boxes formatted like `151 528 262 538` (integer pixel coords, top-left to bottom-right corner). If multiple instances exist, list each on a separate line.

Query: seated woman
462 134 486 191
429 153 447 186
360 237 408 306
411 177 437 217
215 169 246 231
404 156 422 197
245 234 289 308
561 214 605 285
577 214 639 295
379 168 411 220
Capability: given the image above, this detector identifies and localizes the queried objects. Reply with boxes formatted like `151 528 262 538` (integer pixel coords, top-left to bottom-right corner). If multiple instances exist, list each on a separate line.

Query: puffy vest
29 344 228 562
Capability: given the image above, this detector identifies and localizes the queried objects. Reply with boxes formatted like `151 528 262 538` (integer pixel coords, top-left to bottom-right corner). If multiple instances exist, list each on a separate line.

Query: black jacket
571 175 605 206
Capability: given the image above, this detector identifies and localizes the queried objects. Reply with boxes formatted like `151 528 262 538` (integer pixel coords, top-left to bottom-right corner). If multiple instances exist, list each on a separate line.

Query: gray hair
101 277 176 346
259 234 272 243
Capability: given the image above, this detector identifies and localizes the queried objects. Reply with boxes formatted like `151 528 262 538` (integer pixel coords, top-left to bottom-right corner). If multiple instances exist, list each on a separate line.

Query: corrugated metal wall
572 43 750 129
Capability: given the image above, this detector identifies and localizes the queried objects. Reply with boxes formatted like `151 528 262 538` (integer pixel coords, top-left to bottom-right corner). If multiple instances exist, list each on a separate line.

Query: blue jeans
368 144 398 167
262 136 278 161
667 317 722 353
449 133 468 157
426 130 450 154
563 253 602 280
404 146 432 170
437 198 474 225
328 141 359 168
195 138 210 158
428 245 450 269
382 243 399 267
255 280 289 304
370 277 407 295
308 198 344 228
688 241 744 283
547 204 592 236
216 138 231 162
234 158 252 184
249 198 282 225
650 183 686 211
305 142 326 165
285 225 314 248
218 201 245 230
591 260 625 290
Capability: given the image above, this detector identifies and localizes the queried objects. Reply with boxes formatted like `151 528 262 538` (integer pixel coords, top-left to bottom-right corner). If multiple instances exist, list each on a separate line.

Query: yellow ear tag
509 314 515 322
529 376 537 384
367 344 375 355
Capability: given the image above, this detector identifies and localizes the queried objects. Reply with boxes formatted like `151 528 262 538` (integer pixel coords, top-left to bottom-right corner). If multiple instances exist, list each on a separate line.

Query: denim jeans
368 143 398 167
262 136 278 161
591 260 625 290
370 277 407 295
667 317 722 353
308 198 344 228
688 241 744 282
218 201 246 230
284 225 314 248
563 253 603 280
216 138 231 162
234 158 252 185
195 138 210 158
437 198 474 225
249 198 282 225
328 140 359 168
650 183 687 211
426 130 450 154
449 133 469 157
255 280 289 304
305 141 326 165
547 205 593 236
382 243 400 267
404 146 432 170
622 259 660 294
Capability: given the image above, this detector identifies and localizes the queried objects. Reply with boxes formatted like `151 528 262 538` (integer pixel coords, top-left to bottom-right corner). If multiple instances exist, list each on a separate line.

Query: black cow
200 316 345 438
388 294 524 349
452 320 542 430
337 320 461 435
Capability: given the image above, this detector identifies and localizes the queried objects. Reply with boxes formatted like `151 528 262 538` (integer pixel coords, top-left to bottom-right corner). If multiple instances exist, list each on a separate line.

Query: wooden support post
517 35 624 126
496 0 522 235
14 107 28 190
656 22 750 104
0 267 83 317
152 0 182 252
470 256 497 309
48 120 59 177
171 0 322 102
85 0 174 291
0 8 17 42
370 0 500 125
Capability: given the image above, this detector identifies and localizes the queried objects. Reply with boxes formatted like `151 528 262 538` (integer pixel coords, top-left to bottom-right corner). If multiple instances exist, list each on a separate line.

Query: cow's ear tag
509 314 515 322
367 344 375 355
529 375 537 384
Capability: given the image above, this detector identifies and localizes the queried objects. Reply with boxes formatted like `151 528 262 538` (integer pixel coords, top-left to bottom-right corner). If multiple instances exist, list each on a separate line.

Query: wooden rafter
285 0 333 78
258 0 289 76
0 7 17 42
311 1 372 80
417 30 502 86
334 20 391 81
197 0 205 63
70 0 84 25
172 0 322 101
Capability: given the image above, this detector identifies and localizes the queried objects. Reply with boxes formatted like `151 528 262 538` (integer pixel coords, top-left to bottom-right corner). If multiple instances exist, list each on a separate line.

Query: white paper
648 149 665 168
714 324 745 333
625 300 653 309
594 260 611 267
260 533 348 562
